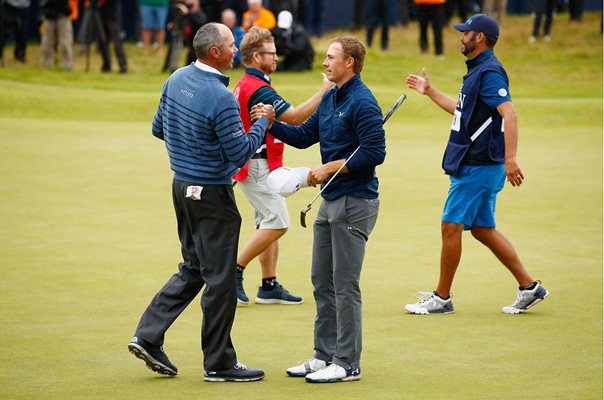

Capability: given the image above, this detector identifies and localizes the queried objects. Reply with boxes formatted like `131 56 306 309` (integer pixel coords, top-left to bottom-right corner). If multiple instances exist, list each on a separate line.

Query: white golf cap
277 10 293 29
267 166 310 197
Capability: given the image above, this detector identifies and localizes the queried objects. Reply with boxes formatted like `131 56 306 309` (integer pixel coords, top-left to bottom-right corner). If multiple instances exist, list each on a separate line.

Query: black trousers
531 0 555 37
366 0 392 50
135 180 241 371
416 3 445 56
0 3 28 61
445 0 471 23
568 0 583 21
99 6 127 72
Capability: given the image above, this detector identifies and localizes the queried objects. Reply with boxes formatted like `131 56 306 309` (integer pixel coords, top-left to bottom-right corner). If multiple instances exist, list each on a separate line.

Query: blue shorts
442 164 506 230
140 5 168 30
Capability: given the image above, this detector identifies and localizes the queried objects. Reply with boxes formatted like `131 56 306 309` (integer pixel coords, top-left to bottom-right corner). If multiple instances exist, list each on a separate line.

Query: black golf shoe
204 362 264 382
128 336 178 376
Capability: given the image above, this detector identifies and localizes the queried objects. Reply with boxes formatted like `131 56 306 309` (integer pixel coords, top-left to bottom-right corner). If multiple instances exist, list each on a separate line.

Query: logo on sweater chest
180 89 194 98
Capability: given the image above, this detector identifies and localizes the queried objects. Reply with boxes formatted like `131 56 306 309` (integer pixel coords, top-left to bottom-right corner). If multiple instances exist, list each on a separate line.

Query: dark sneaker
255 281 303 305
236 269 249 305
204 362 265 382
305 364 361 383
128 336 178 376
502 281 549 314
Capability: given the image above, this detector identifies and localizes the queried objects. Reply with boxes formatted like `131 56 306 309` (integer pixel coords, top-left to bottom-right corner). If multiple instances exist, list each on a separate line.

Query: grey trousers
312 195 379 370
40 16 73 69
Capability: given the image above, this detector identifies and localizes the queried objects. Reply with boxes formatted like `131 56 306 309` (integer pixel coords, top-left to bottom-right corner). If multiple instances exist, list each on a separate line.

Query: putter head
300 206 311 228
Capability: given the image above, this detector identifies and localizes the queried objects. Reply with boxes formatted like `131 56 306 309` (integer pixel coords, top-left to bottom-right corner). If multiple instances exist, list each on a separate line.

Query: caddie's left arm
497 101 524 187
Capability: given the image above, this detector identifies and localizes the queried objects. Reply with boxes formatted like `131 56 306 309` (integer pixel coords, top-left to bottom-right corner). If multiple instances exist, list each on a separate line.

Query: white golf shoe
502 281 549 314
286 358 328 377
404 291 455 314
305 363 361 383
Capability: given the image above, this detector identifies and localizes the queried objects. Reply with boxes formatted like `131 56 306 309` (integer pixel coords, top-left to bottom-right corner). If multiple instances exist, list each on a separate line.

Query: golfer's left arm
498 101 524 187
308 160 347 187
310 100 386 186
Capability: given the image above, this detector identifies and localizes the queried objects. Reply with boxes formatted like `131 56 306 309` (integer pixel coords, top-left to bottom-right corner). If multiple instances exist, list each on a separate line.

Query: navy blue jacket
270 74 386 200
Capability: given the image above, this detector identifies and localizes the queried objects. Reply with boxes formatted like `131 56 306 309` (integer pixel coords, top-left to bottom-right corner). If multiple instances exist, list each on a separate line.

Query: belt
251 149 267 159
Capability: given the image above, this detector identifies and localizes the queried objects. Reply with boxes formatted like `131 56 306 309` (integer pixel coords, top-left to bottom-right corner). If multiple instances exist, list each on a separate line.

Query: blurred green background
0 13 602 400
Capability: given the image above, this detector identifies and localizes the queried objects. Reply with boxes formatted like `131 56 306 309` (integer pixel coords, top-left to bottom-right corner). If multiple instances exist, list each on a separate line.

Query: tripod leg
77 8 93 71
166 30 183 72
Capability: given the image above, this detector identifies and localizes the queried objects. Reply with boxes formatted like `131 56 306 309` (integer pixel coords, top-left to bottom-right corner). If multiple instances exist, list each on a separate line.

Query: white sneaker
305 363 361 383
502 281 549 314
404 291 455 314
286 358 328 377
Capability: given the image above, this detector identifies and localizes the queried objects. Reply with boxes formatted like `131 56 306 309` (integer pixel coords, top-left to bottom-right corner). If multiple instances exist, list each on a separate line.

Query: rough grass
0 13 602 400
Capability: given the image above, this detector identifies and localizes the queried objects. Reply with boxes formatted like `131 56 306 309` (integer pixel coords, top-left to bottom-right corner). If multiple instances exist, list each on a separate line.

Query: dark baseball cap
453 14 500 39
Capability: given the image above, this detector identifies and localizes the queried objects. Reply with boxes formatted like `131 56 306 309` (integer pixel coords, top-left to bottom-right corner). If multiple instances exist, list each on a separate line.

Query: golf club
300 92 407 227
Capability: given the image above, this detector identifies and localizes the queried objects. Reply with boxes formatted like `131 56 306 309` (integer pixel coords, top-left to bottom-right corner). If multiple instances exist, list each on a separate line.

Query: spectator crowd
0 0 593 70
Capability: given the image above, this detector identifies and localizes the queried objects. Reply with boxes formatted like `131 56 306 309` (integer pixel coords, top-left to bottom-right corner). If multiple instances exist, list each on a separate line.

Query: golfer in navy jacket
264 36 386 383
128 23 274 382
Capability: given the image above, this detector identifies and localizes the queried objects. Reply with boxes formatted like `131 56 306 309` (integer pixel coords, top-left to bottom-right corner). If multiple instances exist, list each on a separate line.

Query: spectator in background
200 0 247 24
530 0 555 43
202 0 224 22
222 7 245 67
568 0 583 22
99 0 128 73
140 0 169 53
399 0 412 26
268 0 299 16
164 0 207 73
304 0 323 37
242 0 276 31
272 10 314 71
133 0 143 46
365 0 396 50
40 0 74 70
414 0 446 57
446 0 471 23
183 0 210 65
353 0 363 30
164 0 188 71
225 0 247 23
0 0 31 64
482 0 506 24
183 0 207 65
68 0 79 31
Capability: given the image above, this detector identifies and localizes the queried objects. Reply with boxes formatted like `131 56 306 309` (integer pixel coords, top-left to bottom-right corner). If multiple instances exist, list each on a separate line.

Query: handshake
250 103 276 128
